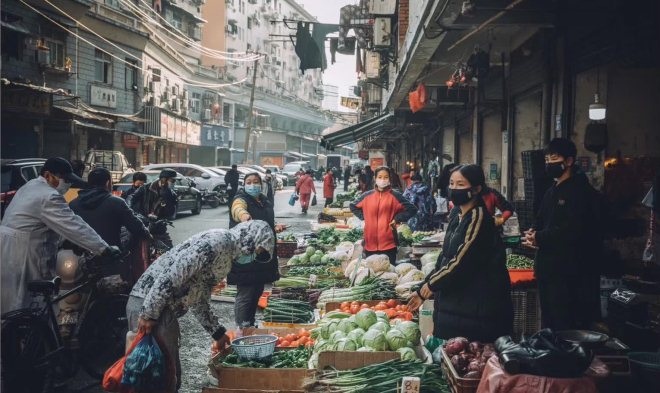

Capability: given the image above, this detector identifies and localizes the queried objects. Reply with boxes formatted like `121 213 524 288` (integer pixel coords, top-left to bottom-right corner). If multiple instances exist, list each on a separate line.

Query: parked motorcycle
201 189 221 208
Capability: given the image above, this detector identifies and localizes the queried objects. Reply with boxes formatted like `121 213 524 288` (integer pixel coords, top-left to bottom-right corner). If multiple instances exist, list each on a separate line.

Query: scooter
201 189 221 208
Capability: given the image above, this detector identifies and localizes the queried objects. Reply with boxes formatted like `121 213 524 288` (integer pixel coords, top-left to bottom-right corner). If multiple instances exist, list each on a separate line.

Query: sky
296 0 358 105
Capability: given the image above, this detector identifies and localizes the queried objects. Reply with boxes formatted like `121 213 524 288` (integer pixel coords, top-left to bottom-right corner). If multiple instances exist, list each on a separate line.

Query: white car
282 161 310 184
141 163 225 193
262 165 289 187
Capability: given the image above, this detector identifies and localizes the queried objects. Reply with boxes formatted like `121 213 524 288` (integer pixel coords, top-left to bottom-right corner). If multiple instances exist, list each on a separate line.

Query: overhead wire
19 0 248 88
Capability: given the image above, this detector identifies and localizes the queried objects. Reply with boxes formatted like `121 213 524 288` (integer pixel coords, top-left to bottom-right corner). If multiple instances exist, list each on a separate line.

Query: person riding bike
129 169 178 248
0 157 120 312
70 168 152 250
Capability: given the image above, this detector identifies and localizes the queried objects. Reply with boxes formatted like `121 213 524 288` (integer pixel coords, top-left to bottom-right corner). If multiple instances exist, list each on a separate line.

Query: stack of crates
511 287 542 339
518 150 553 229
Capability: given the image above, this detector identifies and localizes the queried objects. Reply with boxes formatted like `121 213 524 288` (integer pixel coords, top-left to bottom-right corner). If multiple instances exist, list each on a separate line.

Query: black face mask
545 162 566 179
448 187 474 206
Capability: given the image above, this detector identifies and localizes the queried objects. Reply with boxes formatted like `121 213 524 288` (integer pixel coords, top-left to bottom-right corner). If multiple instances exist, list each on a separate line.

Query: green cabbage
357 346 374 352
337 319 359 334
362 329 388 351
332 338 358 351
386 329 408 351
320 320 340 339
329 330 346 343
375 311 389 321
396 321 421 345
347 328 366 346
370 321 391 333
306 246 316 257
397 347 418 361
321 255 330 264
355 309 378 330
310 254 322 264
397 224 413 238
314 339 330 352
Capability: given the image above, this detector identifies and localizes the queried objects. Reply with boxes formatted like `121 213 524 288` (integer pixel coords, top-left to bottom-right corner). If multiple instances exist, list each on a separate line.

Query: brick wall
398 0 409 48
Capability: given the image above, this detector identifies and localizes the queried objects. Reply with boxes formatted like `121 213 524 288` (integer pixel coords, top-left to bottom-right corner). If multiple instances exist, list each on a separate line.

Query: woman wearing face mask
408 165 513 342
229 173 286 327
350 167 417 265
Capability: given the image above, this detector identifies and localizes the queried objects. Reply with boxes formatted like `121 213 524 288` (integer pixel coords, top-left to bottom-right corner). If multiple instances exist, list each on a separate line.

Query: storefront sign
340 96 361 109
122 134 139 148
201 124 230 147
1 89 51 115
160 113 200 145
90 85 117 108
260 155 283 168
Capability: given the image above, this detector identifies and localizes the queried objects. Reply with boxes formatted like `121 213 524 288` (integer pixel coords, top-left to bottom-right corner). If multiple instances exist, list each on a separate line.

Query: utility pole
242 56 259 164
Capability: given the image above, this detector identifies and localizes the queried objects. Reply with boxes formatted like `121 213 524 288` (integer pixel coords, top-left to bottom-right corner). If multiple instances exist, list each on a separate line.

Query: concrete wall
442 126 456 165
201 0 226 69
482 113 503 189
458 130 473 164
512 90 543 200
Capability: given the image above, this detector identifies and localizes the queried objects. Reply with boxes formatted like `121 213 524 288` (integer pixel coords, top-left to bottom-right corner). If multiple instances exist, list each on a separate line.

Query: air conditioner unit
373 18 392 47
204 108 212 121
37 50 49 65
172 98 180 112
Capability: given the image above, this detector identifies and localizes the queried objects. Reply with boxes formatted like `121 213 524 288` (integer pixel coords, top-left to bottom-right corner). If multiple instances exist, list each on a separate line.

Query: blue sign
201 124 230 147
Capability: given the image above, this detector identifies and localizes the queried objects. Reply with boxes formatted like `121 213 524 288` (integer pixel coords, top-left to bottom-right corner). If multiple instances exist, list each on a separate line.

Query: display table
477 355 610 393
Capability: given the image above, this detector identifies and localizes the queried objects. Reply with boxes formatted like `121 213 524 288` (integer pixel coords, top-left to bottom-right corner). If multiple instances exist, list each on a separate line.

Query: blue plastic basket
231 335 277 360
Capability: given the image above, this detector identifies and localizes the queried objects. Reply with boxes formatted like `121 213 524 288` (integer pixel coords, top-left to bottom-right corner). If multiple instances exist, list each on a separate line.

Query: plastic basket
511 288 541 339
231 335 277 360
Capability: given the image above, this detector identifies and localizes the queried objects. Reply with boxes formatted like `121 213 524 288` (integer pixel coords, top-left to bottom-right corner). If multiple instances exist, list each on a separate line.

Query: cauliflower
399 269 425 284
345 258 361 278
376 272 399 284
420 251 441 267
395 281 424 297
395 262 416 277
363 254 391 273
422 263 436 277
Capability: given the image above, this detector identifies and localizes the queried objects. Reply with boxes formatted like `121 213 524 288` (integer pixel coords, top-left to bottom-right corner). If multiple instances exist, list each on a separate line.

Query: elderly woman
126 220 275 392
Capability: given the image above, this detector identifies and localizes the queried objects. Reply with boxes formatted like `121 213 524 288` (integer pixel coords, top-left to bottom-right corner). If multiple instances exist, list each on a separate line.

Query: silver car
141 163 225 193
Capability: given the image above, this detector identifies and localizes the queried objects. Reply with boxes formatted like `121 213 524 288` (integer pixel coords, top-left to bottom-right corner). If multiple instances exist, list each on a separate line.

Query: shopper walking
229 173 286 327
481 186 515 227
350 167 417 265
225 164 240 202
363 166 374 190
403 174 437 231
409 165 513 342
323 168 337 207
127 220 274 391
523 138 601 330
295 169 316 214
343 165 352 191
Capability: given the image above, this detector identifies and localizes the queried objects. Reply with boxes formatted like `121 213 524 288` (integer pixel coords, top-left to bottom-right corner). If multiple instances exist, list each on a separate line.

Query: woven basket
231 335 277 360
277 241 298 258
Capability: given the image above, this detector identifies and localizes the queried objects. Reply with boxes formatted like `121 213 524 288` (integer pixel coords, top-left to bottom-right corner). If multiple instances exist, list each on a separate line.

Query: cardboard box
213 368 310 391
317 351 399 370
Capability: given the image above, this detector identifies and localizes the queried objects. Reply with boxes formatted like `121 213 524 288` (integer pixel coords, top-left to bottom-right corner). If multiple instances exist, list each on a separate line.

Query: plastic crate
511 288 541 339
440 348 479 393
231 335 277 360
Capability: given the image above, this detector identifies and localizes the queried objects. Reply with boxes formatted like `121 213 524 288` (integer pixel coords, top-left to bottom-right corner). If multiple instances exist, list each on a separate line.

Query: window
125 58 138 90
247 17 252 29
21 166 37 182
171 13 183 30
94 49 112 83
104 0 120 8
223 103 232 124
190 92 201 114
45 39 65 68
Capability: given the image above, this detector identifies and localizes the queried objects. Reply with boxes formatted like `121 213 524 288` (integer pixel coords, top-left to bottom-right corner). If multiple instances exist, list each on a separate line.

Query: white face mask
56 179 71 195
376 179 390 189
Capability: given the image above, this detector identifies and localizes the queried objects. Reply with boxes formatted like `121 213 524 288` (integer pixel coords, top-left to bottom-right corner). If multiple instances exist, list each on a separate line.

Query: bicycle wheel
78 294 129 379
1 316 58 393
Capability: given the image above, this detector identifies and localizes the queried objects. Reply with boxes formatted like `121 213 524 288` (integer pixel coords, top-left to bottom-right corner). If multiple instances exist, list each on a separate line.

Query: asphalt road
70 182 332 393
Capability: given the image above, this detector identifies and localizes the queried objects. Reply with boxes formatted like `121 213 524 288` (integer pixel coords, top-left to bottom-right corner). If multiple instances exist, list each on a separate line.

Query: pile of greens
218 347 311 369
329 190 359 208
287 266 343 278
263 298 315 323
506 254 535 269
311 228 363 248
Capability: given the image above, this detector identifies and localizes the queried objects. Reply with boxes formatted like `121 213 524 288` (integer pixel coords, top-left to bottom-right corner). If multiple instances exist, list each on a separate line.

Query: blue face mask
245 184 262 197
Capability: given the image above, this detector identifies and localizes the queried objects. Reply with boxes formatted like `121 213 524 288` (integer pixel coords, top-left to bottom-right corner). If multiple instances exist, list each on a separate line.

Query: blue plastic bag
121 333 166 392
288 193 299 206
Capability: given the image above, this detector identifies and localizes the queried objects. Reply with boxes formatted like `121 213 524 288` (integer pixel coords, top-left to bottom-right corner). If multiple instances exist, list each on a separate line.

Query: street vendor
350 166 417 265
409 165 513 342
127 220 275 392
229 173 286 327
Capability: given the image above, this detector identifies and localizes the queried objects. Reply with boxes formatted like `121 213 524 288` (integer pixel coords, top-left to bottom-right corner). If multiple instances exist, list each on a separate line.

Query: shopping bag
311 194 317 206
103 329 145 392
122 333 167 392
288 193 299 206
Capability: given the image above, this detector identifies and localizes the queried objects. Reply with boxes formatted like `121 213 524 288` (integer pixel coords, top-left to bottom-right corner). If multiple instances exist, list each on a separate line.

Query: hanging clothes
311 23 338 70
339 2 370 50
294 22 322 73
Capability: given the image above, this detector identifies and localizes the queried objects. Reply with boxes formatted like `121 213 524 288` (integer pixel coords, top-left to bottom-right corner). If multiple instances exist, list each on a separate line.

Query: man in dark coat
70 168 151 249
343 165 351 191
523 138 602 330
129 169 178 247
224 164 240 202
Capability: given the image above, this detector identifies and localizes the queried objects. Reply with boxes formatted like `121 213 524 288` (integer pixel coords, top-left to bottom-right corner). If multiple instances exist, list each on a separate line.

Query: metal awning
301 153 316 158
285 151 306 159
73 120 115 132
320 113 394 150
54 105 115 123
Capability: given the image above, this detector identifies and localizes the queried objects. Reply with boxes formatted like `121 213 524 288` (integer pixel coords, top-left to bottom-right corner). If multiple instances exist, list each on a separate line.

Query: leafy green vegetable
355 309 378 330
386 329 408 351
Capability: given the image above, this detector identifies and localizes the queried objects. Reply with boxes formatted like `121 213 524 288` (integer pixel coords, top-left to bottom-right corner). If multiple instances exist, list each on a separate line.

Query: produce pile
506 254 534 269
263 298 315 324
443 337 495 379
317 277 398 307
396 224 435 247
328 189 359 208
216 347 312 369
278 233 297 242
334 300 414 322
309 228 363 248
309 309 423 367
274 329 315 348
343 256 428 297
305 359 450 393
288 246 341 266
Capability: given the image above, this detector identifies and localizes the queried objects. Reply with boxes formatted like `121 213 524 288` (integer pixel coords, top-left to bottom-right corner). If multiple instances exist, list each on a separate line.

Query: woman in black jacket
409 165 513 341
229 173 286 327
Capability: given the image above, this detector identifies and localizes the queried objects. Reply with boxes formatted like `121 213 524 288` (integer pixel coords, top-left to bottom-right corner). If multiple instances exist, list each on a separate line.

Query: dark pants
234 283 265 328
324 197 334 207
228 187 237 203
538 274 600 330
364 248 398 265
344 178 349 191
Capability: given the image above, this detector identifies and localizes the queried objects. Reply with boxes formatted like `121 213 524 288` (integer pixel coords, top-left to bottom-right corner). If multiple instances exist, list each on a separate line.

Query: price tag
308 274 318 287
400 377 420 393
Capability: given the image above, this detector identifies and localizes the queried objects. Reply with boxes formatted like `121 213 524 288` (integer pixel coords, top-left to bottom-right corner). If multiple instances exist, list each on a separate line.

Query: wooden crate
440 348 480 393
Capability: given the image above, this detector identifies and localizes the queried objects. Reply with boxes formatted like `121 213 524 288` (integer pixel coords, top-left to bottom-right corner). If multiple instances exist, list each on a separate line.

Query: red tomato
285 334 297 342
298 336 309 345
399 305 410 312
386 299 398 308
341 306 350 313
299 329 311 337
277 337 284 344
280 340 290 347
290 340 300 347
351 301 360 307
385 309 397 319
361 303 370 309
340 301 350 309
400 311 414 321
350 304 360 314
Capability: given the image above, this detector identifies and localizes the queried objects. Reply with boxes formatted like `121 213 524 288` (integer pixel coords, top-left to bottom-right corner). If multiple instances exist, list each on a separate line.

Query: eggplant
469 341 484 354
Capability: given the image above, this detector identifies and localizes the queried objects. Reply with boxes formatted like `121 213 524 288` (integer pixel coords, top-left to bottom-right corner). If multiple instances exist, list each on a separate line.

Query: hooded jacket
70 187 150 247
0 177 109 312
350 188 417 252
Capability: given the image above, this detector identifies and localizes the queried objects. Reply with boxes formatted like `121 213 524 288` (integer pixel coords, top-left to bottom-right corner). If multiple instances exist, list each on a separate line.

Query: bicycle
1 252 129 393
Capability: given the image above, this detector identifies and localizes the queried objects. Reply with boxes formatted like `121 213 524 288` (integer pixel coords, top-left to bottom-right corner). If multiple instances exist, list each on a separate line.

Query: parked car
142 163 226 195
1 158 46 218
113 170 202 217
282 161 310 184
239 165 283 190
253 164 288 187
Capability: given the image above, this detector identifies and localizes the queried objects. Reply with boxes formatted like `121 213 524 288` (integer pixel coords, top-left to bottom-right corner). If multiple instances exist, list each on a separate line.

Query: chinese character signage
90 85 117 108
201 124 230 147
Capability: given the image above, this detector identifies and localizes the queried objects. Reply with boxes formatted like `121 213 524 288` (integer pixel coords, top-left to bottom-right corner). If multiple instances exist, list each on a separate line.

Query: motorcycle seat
27 277 61 296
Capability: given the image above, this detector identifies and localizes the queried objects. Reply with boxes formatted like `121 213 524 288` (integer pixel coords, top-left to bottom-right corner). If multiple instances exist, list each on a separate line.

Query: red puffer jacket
350 188 417 252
